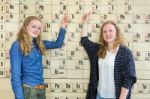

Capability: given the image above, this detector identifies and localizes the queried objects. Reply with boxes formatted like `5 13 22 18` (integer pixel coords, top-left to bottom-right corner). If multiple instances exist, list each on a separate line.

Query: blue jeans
23 85 46 99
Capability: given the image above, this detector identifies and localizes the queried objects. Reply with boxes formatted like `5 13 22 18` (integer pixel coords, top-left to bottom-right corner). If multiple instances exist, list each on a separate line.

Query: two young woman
10 13 136 99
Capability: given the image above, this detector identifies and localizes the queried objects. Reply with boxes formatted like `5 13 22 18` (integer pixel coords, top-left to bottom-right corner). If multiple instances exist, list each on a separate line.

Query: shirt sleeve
80 36 99 57
43 27 66 49
9 41 24 99
122 48 137 89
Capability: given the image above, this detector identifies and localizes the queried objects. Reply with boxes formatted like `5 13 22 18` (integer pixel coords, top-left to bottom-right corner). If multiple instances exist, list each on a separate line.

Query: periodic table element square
0 0 5 3
0 59 4 68
51 5 60 14
68 5 83 14
88 32 99 42
41 21 51 32
67 23 79 32
35 4 51 13
136 61 150 70
52 0 67 5
35 0 51 4
66 60 76 69
41 31 51 40
51 23 59 32
61 83 72 92
19 0 36 4
133 15 148 24
19 13 37 22
5 0 19 4
5 13 19 23
6 4 19 13
0 14 5 22
70 14 82 23
0 51 5 59
20 4 36 13
50 49 66 59
133 6 150 14
133 51 146 61
117 14 132 23
67 70 83 78
0 4 5 13
72 83 83 92
84 5 93 13
43 68 51 78
116 0 132 5
5 41 13 51
51 69 67 78
50 83 62 92
40 14 51 22
118 23 132 33
5 31 16 41
100 14 116 22
133 42 150 51
67 32 80 42
100 5 116 14
90 14 100 23
101 0 113 5
0 23 5 31
117 5 130 14
0 32 5 41
5 23 19 31
0 42 5 50
67 50 84 60
68 0 84 5
133 0 150 5
137 70 150 79
0 69 4 77
133 24 150 33
67 42 81 51
83 69 90 78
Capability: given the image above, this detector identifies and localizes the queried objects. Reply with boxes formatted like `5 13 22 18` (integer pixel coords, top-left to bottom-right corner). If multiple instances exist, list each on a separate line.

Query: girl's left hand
61 14 70 28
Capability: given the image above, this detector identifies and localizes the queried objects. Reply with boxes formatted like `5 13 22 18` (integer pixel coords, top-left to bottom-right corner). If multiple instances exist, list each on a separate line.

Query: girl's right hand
82 12 91 25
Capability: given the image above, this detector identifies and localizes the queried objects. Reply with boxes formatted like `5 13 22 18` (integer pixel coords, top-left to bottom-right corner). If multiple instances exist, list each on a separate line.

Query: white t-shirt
97 47 119 98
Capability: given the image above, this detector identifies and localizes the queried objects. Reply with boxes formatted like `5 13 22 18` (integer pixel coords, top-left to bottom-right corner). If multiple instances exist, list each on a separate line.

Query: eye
103 30 107 33
109 29 114 32
38 27 41 31
32 25 36 28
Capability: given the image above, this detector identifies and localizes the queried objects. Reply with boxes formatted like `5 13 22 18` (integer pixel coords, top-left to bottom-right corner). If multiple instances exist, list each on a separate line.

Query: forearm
81 23 88 37
119 87 129 99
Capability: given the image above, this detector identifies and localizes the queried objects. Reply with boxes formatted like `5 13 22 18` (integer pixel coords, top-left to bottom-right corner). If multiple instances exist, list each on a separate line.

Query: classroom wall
0 0 150 98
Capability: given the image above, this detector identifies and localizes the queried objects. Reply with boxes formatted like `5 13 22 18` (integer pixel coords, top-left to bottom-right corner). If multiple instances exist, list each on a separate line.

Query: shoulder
119 45 133 58
10 40 21 53
119 45 132 54
11 40 20 48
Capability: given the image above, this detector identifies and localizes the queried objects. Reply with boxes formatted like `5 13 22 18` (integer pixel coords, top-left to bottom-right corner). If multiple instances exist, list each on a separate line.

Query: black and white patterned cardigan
81 37 137 99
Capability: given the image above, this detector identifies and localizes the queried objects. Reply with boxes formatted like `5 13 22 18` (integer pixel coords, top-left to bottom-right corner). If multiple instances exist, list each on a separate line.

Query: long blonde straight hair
98 20 125 58
17 16 45 55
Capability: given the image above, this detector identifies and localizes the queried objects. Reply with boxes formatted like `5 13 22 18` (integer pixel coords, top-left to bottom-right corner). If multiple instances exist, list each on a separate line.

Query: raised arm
80 12 99 57
44 14 70 49
81 12 91 37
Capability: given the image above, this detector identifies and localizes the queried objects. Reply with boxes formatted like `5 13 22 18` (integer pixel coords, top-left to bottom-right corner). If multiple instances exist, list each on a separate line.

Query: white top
97 47 119 98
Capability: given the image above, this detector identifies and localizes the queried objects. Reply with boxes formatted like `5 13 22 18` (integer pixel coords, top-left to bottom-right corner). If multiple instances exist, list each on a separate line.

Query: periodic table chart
0 0 150 99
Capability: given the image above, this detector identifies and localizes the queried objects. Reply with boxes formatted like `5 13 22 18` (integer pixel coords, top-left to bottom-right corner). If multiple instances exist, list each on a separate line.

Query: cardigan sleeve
80 36 99 57
122 48 137 89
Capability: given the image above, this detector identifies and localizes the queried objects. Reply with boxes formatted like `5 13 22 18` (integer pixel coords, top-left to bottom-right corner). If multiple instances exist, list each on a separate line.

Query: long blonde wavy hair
98 20 125 58
17 16 45 55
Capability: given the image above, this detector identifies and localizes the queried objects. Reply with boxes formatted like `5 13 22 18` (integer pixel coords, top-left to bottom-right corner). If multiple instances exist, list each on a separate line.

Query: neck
107 42 114 52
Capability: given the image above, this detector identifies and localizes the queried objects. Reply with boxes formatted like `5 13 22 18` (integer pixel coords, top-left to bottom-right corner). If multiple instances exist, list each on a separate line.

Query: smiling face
26 20 42 38
102 23 117 45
